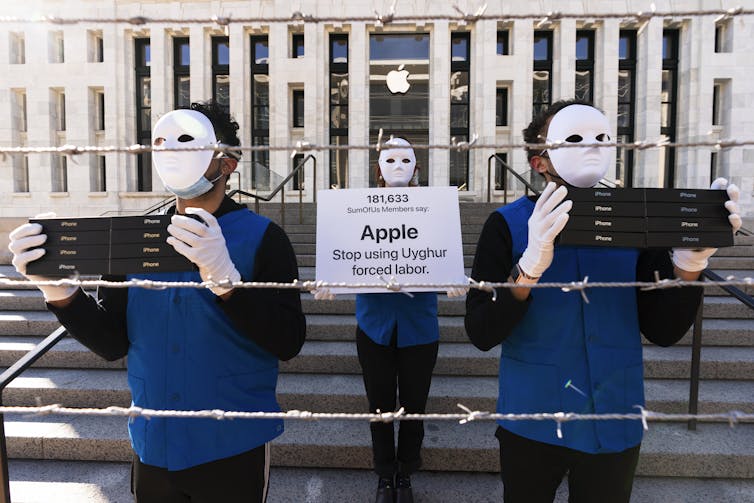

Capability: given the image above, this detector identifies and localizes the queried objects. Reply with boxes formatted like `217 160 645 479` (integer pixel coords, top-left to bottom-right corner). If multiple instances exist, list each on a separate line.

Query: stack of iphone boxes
560 188 733 248
26 216 193 276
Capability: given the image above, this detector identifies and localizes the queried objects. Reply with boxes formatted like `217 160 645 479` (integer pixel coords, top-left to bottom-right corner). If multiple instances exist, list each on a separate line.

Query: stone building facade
0 0 752 218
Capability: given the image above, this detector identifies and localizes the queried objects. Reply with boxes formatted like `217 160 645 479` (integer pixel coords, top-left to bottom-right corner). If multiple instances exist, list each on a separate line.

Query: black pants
356 326 439 478
496 426 640 503
131 443 269 503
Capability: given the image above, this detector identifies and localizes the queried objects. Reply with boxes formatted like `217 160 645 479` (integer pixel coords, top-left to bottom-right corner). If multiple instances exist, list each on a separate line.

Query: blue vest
356 292 439 347
125 209 282 470
497 197 644 453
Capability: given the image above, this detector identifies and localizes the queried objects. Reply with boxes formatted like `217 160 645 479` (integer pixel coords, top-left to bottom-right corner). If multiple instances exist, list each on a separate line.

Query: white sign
316 186 465 294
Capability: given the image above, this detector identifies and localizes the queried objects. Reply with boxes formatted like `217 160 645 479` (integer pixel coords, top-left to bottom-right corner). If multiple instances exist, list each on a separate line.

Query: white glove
8 212 78 303
672 178 742 272
167 207 241 296
312 287 336 301
446 277 471 298
518 182 572 278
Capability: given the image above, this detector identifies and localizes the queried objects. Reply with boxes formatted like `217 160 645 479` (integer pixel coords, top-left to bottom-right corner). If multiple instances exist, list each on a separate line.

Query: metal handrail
486 154 540 204
687 267 754 430
0 327 69 501
226 154 316 229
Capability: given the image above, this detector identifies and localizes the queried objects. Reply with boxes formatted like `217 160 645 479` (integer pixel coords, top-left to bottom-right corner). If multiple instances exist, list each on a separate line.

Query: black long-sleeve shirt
465 210 703 351
49 196 306 362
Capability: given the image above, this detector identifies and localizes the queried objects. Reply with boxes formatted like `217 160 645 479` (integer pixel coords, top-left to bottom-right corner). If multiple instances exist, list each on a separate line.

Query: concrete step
283 341 754 379
642 345 754 380
713 245 754 257
281 341 499 376
268 468 754 503
0 336 125 369
3 368 753 417
708 256 754 269
4 363 754 419
8 460 132 503
0 335 750 379
305 311 754 346
1 289 752 343
703 297 754 319
5 415 753 479
12 461 754 503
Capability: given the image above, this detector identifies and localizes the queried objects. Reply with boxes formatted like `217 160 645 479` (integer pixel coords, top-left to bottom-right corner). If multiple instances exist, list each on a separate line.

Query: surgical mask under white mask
378 139 416 187
152 110 218 197
545 104 614 188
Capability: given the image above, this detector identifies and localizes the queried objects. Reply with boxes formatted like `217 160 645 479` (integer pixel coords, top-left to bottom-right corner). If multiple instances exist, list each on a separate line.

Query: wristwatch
510 263 539 284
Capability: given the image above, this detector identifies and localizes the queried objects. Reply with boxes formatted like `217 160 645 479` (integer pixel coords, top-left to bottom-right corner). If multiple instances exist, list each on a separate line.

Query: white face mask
152 110 218 197
545 104 614 188
378 138 416 187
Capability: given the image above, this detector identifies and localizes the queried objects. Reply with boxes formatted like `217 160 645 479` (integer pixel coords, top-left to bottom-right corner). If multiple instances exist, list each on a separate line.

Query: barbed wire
3 404 752 439
0 7 750 26
2 275 752 299
2 138 753 159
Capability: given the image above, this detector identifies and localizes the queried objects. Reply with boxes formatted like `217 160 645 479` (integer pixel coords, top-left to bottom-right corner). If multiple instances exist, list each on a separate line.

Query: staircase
0 202 753 502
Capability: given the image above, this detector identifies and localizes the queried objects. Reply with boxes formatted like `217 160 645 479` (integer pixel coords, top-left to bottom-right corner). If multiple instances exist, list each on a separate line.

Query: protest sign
316 187 465 294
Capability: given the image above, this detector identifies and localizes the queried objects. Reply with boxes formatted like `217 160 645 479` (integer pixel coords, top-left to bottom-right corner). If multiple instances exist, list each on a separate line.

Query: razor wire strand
0 6 752 26
2 404 753 432
2 138 754 158
1 276 753 294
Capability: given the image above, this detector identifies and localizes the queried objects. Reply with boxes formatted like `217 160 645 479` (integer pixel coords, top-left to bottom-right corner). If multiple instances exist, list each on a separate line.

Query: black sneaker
395 474 414 503
375 476 395 503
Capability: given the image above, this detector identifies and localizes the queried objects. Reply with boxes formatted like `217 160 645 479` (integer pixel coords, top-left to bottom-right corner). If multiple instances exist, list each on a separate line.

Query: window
13 156 29 193
496 30 510 55
10 32 25 64
12 90 27 133
53 90 66 131
532 31 552 118
575 30 594 103
329 34 348 188
174 37 190 109
712 79 730 128
292 89 304 128
450 32 470 190
212 37 230 112
493 152 508 191
91 155 106 192
292 33 304 58
617 30 637 187
292 153 304 191
134 38 152 191
496 87 508 127
712 83 721 126
52 155 67 192
660 29 679 187
93 88 105 131
49 31 64 63
714 20 732 53
88 31 103 62
251 35 270 190
710 151 718 181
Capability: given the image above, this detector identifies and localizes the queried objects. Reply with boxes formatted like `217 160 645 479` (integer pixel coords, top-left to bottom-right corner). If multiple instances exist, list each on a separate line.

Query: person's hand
311 287 336 301
446 277 471 297
518 182 572 278
8 212 78 303
672 178 742 272
167 207 240 296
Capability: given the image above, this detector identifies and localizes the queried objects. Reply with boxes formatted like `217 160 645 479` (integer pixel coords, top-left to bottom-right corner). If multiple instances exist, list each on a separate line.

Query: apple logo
386 64 410 94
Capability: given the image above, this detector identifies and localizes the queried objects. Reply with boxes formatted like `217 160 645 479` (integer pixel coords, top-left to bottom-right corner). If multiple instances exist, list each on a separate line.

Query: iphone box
26 215 193 275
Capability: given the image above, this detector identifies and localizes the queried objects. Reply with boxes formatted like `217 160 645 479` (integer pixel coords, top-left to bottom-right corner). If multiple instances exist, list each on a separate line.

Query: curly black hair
190 100 242 158
522 98 594 165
